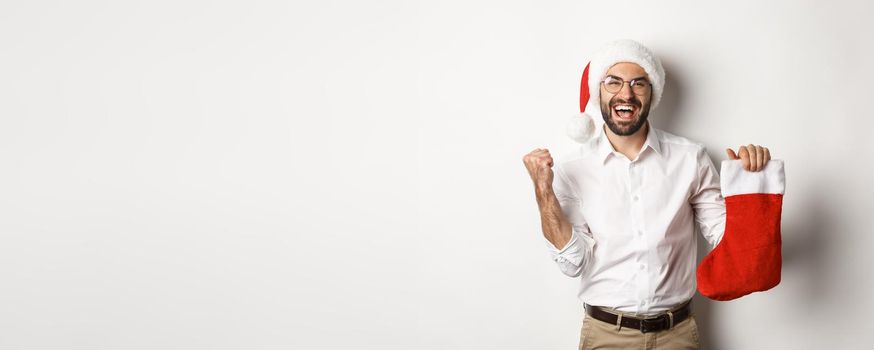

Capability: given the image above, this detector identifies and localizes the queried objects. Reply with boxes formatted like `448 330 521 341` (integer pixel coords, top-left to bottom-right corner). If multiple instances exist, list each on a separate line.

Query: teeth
614 105 633 111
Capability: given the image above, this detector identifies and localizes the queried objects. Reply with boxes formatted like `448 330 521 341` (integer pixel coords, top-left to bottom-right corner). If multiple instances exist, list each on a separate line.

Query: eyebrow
606 75 649 81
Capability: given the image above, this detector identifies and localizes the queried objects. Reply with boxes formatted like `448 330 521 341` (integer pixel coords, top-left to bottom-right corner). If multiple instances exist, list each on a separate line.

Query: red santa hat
567 39 666 143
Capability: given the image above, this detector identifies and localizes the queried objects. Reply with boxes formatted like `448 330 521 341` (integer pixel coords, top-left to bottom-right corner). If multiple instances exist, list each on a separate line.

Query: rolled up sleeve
544 165 595 277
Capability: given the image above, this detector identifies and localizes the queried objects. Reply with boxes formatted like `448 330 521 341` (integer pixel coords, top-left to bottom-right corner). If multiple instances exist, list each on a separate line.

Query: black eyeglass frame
600 76 652 96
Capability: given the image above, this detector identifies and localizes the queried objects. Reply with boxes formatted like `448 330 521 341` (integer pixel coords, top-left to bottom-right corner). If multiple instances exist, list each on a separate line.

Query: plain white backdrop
1 0 872 349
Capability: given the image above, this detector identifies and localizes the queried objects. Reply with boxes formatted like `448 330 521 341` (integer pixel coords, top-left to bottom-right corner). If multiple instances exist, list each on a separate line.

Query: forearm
535 184 573 250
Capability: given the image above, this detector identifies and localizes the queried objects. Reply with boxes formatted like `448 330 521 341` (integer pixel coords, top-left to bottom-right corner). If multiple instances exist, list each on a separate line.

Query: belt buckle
639 316 663 334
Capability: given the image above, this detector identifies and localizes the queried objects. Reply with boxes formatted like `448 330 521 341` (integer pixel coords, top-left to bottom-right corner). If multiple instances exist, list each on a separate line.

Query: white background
1 0 872 349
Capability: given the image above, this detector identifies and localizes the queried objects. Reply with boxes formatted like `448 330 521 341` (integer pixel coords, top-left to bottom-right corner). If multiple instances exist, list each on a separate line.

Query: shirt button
637 230 643 236
639 263 645 270
633 195 639 202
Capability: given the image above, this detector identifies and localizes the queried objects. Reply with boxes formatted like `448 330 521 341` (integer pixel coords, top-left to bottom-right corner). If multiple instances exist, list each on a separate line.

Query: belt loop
667 311 674 329
615 313 623 332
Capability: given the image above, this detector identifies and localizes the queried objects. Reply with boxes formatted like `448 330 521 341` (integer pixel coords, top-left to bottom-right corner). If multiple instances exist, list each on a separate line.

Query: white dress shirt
546 122 726 315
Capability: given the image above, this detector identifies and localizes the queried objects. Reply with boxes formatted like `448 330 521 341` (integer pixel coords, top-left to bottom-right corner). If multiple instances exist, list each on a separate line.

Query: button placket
628 159 649 305
628 162 640 203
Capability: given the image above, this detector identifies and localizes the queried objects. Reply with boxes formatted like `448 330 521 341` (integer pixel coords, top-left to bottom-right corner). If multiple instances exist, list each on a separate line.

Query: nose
616 81 635 99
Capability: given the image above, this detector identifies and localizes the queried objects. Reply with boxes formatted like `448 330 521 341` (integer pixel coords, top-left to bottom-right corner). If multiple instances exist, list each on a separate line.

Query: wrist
535 182 554 196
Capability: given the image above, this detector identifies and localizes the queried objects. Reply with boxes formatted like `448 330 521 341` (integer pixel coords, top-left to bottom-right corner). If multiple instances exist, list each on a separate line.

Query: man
522 40 782 349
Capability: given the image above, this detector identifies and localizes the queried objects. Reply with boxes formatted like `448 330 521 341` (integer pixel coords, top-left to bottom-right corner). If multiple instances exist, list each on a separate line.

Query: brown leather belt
584 300 692 333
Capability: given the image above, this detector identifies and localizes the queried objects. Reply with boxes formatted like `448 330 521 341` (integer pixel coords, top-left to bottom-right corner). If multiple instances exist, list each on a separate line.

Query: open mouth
612 104 638 122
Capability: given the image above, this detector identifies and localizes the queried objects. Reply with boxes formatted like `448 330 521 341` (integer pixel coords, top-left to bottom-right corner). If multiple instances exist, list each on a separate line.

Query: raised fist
522 148 554 189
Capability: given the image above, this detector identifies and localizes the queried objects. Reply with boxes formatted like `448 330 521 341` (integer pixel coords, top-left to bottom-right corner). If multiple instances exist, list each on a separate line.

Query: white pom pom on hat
566 39 666 143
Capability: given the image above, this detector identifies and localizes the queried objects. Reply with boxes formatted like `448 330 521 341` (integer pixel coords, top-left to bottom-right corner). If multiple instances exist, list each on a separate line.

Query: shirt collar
596 121 662 165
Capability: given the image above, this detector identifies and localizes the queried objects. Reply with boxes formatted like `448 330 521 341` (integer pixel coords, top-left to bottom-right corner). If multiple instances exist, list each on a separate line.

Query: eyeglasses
601 76 651 95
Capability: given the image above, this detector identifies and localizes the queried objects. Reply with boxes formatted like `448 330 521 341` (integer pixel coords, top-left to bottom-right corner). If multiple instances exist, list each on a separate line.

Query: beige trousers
578 313 700 350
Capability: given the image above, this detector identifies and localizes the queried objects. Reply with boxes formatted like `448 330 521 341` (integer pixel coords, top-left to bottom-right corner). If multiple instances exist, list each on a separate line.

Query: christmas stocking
697 159 786 301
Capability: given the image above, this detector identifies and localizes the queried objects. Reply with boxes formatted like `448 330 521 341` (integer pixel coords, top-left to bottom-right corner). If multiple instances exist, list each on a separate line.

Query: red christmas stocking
697 159 785 301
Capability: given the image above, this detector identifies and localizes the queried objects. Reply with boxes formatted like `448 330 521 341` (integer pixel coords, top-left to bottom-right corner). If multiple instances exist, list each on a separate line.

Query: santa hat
566 39 666 143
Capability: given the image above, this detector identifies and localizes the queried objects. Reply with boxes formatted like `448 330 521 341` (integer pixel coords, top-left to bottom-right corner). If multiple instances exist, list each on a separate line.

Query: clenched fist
522 148 555 190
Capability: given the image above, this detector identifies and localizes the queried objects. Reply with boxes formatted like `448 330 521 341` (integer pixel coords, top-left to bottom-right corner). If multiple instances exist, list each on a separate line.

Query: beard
600 95 651 136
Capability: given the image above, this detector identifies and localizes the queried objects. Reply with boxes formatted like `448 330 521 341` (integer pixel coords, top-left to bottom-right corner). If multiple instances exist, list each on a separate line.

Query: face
599 62 653 136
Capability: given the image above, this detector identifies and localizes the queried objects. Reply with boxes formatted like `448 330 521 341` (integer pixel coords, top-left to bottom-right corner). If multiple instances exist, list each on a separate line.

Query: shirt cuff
545 227 594 266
